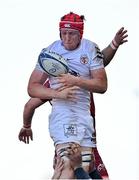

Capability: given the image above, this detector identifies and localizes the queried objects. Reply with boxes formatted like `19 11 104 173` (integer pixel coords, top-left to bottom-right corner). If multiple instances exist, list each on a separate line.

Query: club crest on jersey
80 54 89 64
64 23 71 28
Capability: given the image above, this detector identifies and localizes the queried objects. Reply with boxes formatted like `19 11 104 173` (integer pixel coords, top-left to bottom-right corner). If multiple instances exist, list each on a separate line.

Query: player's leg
81 146 95 173
89 147 109 179
94 148 109 179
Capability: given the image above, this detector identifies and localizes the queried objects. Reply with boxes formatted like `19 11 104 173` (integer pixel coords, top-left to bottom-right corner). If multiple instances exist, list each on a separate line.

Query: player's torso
44 39 96 110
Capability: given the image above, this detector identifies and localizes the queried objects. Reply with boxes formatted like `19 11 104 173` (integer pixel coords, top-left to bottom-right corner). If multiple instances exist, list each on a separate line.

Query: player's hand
66 143 82 170
18 127 33 144
57 73 79 89
57 86 79 101
52 156 64 179
114 27 128 46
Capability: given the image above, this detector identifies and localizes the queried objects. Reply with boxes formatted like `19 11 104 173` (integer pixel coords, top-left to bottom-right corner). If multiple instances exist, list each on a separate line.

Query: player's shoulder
81 38 99 49
41 40 61 53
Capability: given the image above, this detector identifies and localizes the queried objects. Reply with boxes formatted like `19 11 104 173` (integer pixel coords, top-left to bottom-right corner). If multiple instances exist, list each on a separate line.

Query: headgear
59 12 84 39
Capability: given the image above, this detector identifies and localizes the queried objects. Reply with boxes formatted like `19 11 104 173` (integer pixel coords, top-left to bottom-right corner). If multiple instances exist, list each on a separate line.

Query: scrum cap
59 12 85 38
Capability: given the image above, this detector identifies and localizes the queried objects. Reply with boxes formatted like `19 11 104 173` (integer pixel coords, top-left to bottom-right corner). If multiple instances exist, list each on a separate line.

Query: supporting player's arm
102 27 128 67
23 98 46 128
18 98 46 144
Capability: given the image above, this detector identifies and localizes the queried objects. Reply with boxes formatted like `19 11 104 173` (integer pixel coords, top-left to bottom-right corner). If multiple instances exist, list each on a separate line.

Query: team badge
80 54 89 64
64 124 77 137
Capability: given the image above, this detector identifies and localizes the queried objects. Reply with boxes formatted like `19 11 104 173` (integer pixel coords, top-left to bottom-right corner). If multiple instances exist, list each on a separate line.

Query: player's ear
59 31 62 39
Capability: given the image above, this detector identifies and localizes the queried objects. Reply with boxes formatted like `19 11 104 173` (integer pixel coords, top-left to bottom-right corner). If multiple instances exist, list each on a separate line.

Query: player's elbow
95 80 107 94
100 85 107 94
27 84 35 98
99 82 107 94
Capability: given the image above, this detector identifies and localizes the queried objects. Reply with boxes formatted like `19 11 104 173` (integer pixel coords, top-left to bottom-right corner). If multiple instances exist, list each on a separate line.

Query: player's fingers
24 136 27 143
18 130 24 140
57 85 68 91
67 96 78 102
27 136 30 144
70 86 80 90
31 133 33 141
20 135 26 143
18 134 22 141
121 39 128 44
121 34 128 40
117 27 124 34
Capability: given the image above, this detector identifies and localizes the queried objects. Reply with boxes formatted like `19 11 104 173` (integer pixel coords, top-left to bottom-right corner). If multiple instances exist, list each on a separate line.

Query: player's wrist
53 91 60 99
110 38 119 50
23 124 31 129
74 76 80 86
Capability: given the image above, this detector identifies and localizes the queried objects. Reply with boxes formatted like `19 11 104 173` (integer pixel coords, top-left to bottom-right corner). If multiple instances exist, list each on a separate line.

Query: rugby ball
38 50 69 77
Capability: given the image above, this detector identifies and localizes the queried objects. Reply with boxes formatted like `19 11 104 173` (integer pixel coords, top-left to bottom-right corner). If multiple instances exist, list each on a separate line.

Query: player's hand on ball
18 128 33 144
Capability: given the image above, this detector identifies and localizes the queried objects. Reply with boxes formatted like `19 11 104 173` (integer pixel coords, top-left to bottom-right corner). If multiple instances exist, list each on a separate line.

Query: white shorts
49 106 96 147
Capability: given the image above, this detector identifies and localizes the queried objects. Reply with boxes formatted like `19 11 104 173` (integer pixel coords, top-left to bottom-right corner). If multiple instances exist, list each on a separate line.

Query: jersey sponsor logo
63 124 77 137
64 23 71 28
80 54 89 64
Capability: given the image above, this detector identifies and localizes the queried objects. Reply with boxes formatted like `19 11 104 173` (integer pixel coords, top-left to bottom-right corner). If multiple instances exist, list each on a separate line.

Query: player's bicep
91 68 107 93
91 68 107 81
28 69 48 85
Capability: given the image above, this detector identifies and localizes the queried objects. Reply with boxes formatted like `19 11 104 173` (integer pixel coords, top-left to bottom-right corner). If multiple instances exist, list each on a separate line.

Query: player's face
60 28 81 50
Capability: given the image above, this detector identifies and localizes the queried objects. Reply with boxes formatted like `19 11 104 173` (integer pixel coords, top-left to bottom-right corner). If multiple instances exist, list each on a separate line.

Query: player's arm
23 98 46 128
28 69 52 99
57 67 107 94
76 68 107 93
52 156 64 179
18 98 46 144
28 69 78 100
102 27 128 67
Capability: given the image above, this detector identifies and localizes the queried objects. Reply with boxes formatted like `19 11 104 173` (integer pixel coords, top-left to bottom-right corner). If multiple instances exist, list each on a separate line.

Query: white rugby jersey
36 38 104 111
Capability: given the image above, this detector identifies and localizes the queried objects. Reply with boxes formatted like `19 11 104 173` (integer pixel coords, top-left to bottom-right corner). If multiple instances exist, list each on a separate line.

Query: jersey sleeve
89 43 104 71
